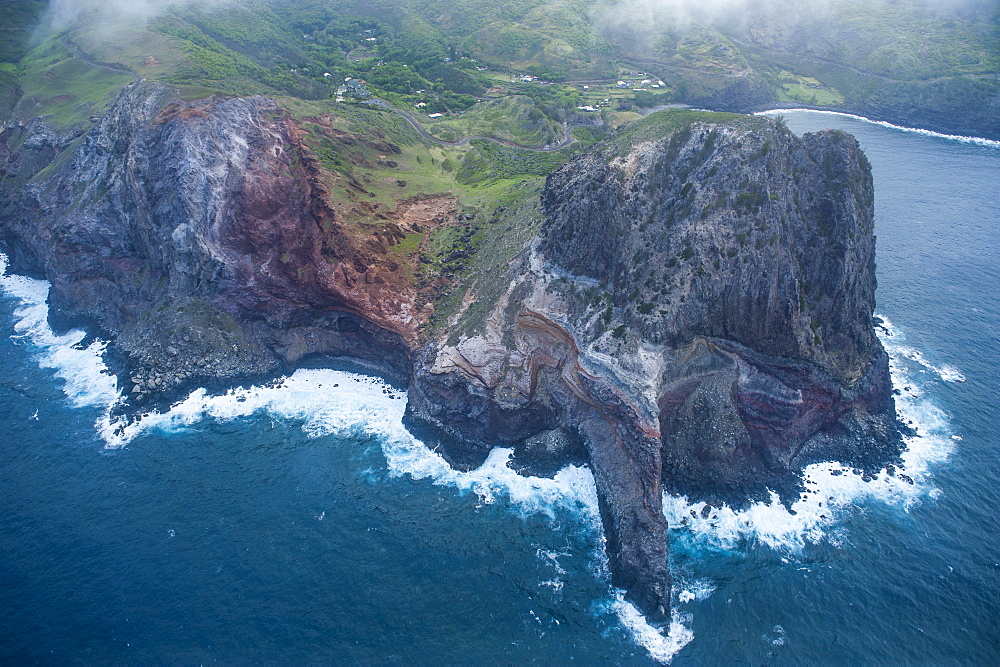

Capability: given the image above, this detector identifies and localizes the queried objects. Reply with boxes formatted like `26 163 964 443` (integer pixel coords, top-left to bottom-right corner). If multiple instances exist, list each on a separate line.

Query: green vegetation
610 109 749 154
425 95 563 145
8 0 991 138
772 70 844 106
458 139 568 183
9 38 136 130
0 0 46 65
2 0 996 343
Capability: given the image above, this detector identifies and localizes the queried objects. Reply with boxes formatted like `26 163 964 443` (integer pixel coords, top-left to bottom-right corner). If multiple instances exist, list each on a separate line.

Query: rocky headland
0 82 901 622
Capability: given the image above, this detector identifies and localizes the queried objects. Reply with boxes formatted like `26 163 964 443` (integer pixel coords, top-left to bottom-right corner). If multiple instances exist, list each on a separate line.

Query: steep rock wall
0 82 433 398
405 118 900 621
0 87 899 625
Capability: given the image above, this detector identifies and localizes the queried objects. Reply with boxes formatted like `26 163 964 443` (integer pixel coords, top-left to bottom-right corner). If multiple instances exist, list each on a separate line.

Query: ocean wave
2 253 685 661
876 317 965 383
97 368 603 523
756 109 1000 149
610 591 694 664
0 253 601 525
0 254 121 409
663 313 956 554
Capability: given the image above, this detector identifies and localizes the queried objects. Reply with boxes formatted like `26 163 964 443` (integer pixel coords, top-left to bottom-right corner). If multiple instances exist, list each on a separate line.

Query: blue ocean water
1 111 997 663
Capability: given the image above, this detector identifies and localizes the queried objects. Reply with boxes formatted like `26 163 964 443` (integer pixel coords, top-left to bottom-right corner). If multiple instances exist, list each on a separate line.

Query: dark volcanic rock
0 82 417 395
406 115 900 620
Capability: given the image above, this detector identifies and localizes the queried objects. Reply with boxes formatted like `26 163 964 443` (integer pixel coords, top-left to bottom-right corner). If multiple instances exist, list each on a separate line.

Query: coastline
753 107 1000 148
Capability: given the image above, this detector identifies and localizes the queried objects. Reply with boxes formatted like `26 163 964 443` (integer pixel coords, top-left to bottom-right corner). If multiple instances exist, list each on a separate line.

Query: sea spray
0 253 601 523
0 253 962 664
663 314 958 555
2 252 698 663
611 591 694 664
0 254 120 410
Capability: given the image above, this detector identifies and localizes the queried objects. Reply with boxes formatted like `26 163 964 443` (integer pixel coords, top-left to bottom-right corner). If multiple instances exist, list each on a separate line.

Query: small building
616 80 628 88
343 79 370 99
427 113 444 118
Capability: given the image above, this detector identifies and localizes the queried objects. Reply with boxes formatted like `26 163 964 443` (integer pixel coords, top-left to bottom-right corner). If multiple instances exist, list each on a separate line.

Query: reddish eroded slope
173 103 459 348
0 82 461 395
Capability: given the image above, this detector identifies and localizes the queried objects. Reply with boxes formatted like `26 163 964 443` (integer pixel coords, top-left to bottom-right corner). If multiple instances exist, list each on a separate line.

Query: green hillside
1 0 996 139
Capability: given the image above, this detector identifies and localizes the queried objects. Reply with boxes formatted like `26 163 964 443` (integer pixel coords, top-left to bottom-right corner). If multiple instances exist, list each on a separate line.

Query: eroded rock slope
406 117 899 620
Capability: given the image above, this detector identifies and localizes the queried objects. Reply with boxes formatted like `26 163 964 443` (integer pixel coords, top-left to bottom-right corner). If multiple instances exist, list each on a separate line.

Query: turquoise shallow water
1 111 997 663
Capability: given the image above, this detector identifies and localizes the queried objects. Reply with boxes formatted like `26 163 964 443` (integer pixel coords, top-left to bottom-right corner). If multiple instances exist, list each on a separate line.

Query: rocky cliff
0 85 899 624
0 81 451 401
405 115 900 620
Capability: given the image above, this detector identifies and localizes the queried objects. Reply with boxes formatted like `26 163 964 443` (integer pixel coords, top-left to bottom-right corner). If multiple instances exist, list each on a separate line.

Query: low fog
38 0 237 35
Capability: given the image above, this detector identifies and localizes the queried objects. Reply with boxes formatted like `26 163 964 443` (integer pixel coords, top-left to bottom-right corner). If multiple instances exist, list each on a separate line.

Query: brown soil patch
391 194 458 233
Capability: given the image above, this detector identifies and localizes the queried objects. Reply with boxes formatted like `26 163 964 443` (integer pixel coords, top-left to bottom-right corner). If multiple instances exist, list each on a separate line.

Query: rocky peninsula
0 82 901 622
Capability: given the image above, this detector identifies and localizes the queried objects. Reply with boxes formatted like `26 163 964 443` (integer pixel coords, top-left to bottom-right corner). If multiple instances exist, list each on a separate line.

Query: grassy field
610 108 751 153
11 38 136 131
423 95 564 146
773 70 845 106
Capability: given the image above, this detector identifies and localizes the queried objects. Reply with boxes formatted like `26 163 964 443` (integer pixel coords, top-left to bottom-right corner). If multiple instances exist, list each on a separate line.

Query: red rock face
0 83 461 394
136 94 462 355
206 111 456 349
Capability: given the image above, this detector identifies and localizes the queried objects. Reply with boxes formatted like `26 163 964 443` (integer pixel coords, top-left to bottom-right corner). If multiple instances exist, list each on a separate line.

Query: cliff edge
0 87 900 623
405 113 900 620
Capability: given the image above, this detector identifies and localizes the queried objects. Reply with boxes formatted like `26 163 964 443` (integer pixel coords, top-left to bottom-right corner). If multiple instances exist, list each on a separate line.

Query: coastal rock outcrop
0 82 435 398
405 117 900 620
0 84 899 624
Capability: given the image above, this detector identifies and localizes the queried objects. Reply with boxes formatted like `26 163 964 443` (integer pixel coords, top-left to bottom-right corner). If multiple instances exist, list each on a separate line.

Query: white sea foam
756 109 1000 148
677 578 715 604
876 318 965 384
0 253 601 524
664 314 956 553
95 367 602 521
0 254 121 409
611 591 694 664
